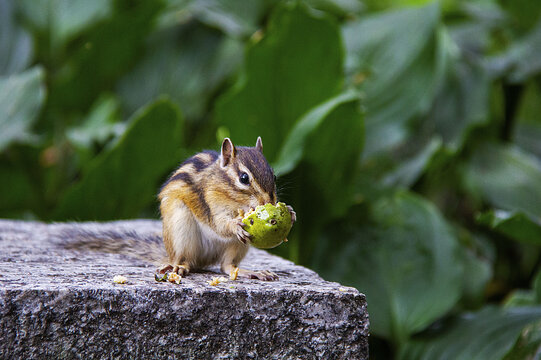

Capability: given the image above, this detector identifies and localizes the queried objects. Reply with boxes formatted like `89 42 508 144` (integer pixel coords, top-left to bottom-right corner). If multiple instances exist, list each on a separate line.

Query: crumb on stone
113 275 127 284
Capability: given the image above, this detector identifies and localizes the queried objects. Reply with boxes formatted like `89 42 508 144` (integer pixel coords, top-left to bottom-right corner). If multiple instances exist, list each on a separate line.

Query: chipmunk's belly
195 222 233 267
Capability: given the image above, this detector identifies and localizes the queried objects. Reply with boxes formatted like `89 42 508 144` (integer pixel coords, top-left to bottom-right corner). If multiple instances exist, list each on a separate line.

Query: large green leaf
53 99 183 220
273 90 361 176
399 306 541 360
295 93 363 217
48 0 164 113
66 95 124 167
448 4 506 57
272 90 363 264
0 67 46 151
343 2 446 156
215 2 343 162
17 0 112 51
0 0 33 75
427 43 490 151
381 137 442 189
464 143 541 218
477 210 541 246
67 95 122 150
313 191 463 343
117 24 242 122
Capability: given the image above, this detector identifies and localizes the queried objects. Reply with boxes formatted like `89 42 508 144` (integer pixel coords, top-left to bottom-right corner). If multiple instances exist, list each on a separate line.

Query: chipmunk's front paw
235 220 252 244
158 263 189 276
286 205 297 225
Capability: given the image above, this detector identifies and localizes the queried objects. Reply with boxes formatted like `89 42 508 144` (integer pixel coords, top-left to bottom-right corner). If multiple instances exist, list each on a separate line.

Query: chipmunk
158 137 296 281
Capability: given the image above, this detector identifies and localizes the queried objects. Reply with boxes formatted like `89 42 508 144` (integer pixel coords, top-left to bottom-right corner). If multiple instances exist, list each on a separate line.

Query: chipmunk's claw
236 220 252 244
286 205 296 225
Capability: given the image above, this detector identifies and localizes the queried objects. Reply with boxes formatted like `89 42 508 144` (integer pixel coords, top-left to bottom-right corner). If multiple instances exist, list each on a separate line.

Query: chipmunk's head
220 137 277 209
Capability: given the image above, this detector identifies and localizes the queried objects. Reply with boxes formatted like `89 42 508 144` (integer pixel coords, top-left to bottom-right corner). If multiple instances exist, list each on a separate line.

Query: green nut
242 202 292 249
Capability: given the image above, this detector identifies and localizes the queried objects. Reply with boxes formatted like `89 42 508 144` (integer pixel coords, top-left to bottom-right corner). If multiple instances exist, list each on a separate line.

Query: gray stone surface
0 220 369 359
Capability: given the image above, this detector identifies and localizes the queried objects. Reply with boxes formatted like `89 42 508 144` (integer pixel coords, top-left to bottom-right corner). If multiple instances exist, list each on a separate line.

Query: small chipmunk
158 137 296 281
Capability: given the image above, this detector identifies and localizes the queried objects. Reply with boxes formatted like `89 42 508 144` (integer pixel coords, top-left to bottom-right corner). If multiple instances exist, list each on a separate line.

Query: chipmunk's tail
51 220 167 264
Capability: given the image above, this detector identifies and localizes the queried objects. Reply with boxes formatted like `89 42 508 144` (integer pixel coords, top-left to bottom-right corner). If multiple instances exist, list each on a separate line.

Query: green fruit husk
242 202 292 249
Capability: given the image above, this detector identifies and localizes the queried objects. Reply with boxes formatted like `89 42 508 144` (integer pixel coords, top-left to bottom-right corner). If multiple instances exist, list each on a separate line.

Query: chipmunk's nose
258 193 274 206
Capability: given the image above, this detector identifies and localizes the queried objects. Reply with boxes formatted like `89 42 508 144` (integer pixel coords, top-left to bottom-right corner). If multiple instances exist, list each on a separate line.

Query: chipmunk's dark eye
240 172 250 185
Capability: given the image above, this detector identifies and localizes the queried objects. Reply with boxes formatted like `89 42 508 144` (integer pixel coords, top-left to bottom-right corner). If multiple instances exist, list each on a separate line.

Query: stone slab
0 220 369 359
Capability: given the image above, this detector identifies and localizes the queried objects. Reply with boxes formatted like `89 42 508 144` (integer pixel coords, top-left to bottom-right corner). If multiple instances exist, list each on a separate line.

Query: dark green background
2 0 541 358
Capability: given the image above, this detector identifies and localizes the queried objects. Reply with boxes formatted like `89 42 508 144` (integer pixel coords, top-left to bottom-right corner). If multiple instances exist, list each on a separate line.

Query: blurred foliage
1 0 541 358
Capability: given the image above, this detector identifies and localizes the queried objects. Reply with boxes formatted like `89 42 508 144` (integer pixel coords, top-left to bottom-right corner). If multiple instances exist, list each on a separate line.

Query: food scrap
155 272 168 282
168 273 182 284
230 267 239 281
113 275 127 284
208 276 229 286
154 272 181 284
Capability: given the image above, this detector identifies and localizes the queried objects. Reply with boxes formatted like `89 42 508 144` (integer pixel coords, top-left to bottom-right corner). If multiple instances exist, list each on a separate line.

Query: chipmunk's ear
221 138 236 167
255 136 263 153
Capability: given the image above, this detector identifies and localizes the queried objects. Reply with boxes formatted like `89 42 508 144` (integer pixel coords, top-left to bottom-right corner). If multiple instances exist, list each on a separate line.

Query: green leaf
0 67 46 151
399 306 541 360
117 24 242 122
362 0 435 12
215 2 343 162
427 43 490 151
498 0 541 34
66 94 124 167
67 95 122 150
515 122 541 162
303 0 364 17
381 137 442 188
0 0 33 75
273 90 361 176
490 17 541 82
448 5 505 57
273 90 363 264
477 210 541 246
53 99 183 220
48 0 164 113
18 0 113 51
314 191 463 343
514 83 541 160
296 93 363 218
464 143 541 218
503 320 541 360
459 241 493 308
343 2 446 156
160 0 272 38
504 290 537 308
